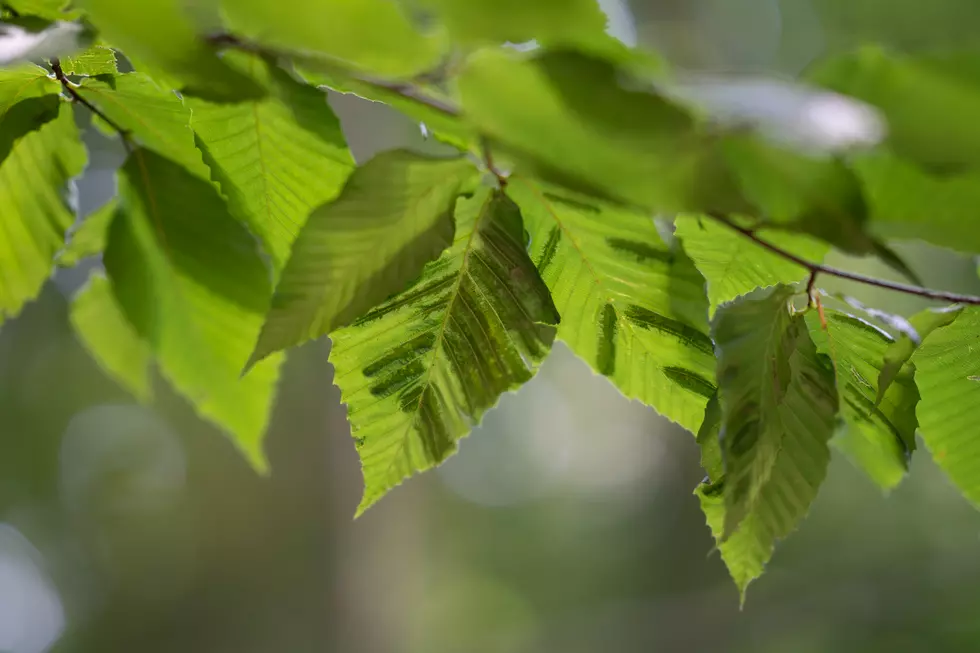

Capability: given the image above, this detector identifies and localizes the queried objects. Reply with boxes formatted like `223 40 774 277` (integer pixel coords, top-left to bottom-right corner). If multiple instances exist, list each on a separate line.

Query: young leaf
189 52 354 273
329 187 559 513
876 305 963 403
70 273 152 402
104 149 282 470
806 309 916 490
76 73 211 180
510 178 716 433
712 286 837 544
675 215 828 316
249 152 476 368
0 103 86 323
911 308 980 507
222 0 444 79
0 64 62 163
77 0 264 102
59 45 118 76
57 198 118 267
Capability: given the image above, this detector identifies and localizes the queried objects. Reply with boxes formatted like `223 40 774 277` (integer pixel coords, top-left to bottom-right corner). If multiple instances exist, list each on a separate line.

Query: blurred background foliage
3 1 980 651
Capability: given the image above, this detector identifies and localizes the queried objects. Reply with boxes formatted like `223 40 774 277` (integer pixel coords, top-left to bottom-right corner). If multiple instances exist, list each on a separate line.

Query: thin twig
480 136 507 188
51 58 132 151
707 212 980 306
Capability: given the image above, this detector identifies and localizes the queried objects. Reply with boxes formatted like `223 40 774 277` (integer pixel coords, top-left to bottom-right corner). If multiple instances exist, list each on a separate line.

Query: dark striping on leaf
663 366 716 398
541 191 601 214
363 332 437 377
368 359 427 399
536 226 561 273
352 270 456 326
606 238 673 265
727 418 763 457
843 385 907 445
596 303 617 376
701 478 726 498
624 305 714 355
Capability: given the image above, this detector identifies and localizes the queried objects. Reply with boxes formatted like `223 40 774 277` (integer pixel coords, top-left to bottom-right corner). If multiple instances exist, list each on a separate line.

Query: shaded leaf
877 305 963 403
806 308 916 490
329 187 559 513
0 103 86 323
911 308 980 507
104 149 281 470
250 151 476 368
4 0 75 20
57 197 118 267
77 0 264 102
511 178 716 432
675 215 827 316
70 273 152 402
0 64 61 163
189 52 354 273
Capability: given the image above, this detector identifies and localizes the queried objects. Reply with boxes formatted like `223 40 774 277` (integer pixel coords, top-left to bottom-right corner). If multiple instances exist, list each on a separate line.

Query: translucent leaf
0 103 86 323
249 151 476 368
705 286 838 596
911 308 980 507
58 198 118 267
77 0 264 102
806 308 916 490
59 45 117 76
222 0 444 79
76 73 211 180
104 149 282 470
4 0 76 20
675 215 827 317
877 305 963 403
510 178 716 433
329 187 559 513
0 64 61 164
0 20 88 67
188 52 354 273
70 273 152 402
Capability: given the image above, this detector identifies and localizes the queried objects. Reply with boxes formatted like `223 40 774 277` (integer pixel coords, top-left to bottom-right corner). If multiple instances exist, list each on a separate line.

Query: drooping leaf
189 52 354 273
59 45 117 76
911 308 980 507
877 305 963 403
249 151 476 368
710 286 837 594
76 73 211 180
104 149 282 470
70 272 152 402
329 187 559 513
0 103 86 323
510 178 716 432
0 20 89 67
57 197 118 267
675 215 828 316
222 0 445 79
806 308 916 490
459 49 739 213
77 0 264 102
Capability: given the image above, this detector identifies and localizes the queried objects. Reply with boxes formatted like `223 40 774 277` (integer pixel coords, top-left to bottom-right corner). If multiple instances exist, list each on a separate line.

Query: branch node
52 59 133 152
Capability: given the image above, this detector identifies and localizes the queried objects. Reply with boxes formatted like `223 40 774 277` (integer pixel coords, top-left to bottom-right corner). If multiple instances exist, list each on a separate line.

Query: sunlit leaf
675 215 827 316
189 52 353 273
104 149 281 470
57 197 118 267
329 187 559 513
0 64 61 164
70 272 152 402
59 45 117 76
911 308 980 507
4 0 76 20
511 178 716 432
249 151 476 368
877 305 962 403
806 308 916 490
0 103 86 323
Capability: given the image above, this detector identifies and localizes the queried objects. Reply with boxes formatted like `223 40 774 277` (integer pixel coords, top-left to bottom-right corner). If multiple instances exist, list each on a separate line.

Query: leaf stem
51 58 133 151
708 212 980 306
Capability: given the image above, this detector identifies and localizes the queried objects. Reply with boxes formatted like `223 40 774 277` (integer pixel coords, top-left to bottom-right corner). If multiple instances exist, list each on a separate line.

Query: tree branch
707 212 980 306
51 59 132 151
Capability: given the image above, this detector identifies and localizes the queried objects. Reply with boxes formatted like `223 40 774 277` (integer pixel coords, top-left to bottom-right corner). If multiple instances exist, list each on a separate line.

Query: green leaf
249 151 476 368
188 52 354 273
222 0 445 78
0 103 86 323
329 187 559 513
57 198 118 267
0 64 62 160
4 0 76 20
811 47 980 171
70 273 153 402
104 149 282 470
877 306 962 404
806 308 916 490
675 215 828 317
459 49 737 213
510 178 716 432
911 308 980 507
76 73 211 180
710 286 838 594
77 0 264 102
59 45 118 76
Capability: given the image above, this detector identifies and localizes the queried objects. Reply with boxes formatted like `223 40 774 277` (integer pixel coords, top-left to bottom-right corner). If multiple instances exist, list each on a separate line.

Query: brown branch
51 59 132 151
708 212 980 306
